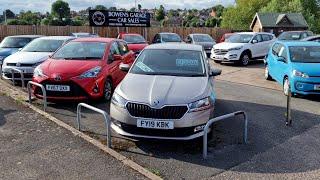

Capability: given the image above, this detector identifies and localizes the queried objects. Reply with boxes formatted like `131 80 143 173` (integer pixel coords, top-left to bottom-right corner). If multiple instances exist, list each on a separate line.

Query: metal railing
203 111 248 159
27 81 47 111
76 103 111 148
6 67 25 88
0 61 2 79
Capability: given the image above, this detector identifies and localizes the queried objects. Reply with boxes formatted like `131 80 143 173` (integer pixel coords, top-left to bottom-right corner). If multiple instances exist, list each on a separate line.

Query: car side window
108 42 121 63
278 45 288 61
262 34 271 41
272 43 281 56
153 34 160 43
253 34 263 42
117 41 129 55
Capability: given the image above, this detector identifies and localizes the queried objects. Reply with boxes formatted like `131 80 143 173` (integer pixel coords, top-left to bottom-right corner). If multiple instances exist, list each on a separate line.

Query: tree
4 9 15 19
212 5 225 17
155 5 165 22
138 4 142 11
51 0 70 21
95 5 107 10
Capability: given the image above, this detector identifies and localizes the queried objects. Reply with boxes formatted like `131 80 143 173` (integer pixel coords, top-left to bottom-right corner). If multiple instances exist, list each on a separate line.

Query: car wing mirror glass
252 39 258 44
119 63 130 72
210 69 222 77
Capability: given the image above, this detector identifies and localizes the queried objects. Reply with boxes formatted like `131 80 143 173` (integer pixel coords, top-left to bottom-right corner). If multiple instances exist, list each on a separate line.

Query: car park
71 32 99 38
117 33 148 57
152 32 183 43
185 33 216 56
277 31 313 41
265 41 320 96
2 36 75 81
301 35 320 42
110 43 221 140
211 32 275 66
32 38 135 101
0 35 42 63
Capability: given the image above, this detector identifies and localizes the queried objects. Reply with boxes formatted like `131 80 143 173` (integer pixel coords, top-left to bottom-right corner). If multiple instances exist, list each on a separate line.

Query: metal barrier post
286 90 292 126
77 103 111 148
203 111 248 159
8 68 25 88
27 81 47 111
0 61 2 79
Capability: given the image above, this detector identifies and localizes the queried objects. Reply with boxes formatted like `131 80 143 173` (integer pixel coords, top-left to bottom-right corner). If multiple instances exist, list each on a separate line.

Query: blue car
265 41 320 96
0 35 43 63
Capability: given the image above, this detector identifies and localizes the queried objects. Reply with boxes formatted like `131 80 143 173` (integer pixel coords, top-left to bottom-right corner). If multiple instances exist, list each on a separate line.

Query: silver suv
110 43 221 140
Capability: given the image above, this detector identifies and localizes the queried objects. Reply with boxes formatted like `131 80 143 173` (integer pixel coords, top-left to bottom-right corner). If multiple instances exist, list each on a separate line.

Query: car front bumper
210 50 241 62
292 77 320 95
110 102 214 140
2 66 34 80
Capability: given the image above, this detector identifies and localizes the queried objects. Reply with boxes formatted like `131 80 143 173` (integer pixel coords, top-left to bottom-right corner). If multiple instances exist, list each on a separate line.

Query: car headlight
80 66 101 78
33 66 47 78
111 92 127 108
293 70 309 78
188 97 212 113
229 46 243 51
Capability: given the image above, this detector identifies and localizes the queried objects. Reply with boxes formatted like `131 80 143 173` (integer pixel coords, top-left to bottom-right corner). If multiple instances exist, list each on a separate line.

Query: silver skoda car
110 43 221 140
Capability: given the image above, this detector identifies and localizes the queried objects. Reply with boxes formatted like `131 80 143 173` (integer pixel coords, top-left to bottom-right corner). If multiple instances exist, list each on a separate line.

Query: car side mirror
119 63 130 72
277 56 286 63
113 54 122 61
252 39 258 44
209 69 222 77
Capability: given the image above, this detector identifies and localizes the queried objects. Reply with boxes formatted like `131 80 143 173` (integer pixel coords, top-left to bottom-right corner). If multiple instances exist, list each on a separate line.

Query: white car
211 32 275 66
2 36 75 80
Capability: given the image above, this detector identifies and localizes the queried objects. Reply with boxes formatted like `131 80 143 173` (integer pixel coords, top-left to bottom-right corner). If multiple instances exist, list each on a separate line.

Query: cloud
0 0 235 13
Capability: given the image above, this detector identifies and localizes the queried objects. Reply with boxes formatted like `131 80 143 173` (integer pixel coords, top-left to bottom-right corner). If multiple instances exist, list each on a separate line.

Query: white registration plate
46 85 70 92
137 119 174 129
215 55 224 60
314 85 320 90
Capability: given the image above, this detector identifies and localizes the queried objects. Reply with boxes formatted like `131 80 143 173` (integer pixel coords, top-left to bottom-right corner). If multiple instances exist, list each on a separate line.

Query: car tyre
103 78 113 101
264 65 272 80
239 52 250 66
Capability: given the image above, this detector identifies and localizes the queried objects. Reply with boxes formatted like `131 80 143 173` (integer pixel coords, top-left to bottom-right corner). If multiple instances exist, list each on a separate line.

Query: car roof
72 37 117 43
301 35 320 41
158 32 179 35
7 35 44 38
189 33 211 36
37 36 75 40
145 43 203 51
278 40 320 46
120 33 142 36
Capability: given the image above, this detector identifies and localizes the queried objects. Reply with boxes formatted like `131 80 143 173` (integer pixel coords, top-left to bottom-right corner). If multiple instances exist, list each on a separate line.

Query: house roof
250 13 308 29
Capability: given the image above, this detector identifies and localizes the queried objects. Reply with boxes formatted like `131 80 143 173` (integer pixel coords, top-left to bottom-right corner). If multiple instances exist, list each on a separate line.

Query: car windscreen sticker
176 59 199 67
136 61 154 72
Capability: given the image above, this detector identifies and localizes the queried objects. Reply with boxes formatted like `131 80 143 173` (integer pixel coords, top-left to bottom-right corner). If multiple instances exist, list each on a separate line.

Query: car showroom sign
89 10 151 27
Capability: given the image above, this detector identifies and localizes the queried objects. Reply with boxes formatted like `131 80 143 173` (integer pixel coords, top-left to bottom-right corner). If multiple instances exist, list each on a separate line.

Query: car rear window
52 41 107 60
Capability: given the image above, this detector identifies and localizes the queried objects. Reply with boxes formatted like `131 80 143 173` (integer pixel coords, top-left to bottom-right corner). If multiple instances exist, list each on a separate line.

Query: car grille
213 49 228 55
35 80 88 97
4 72 33 79
126 102 188 119
6 63 34 67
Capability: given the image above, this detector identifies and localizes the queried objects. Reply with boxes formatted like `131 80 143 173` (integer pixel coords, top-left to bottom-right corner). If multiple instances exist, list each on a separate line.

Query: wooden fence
0 25 232 42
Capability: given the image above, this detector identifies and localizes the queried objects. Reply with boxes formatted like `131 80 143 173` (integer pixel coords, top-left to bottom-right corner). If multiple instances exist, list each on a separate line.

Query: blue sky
1 0 235 13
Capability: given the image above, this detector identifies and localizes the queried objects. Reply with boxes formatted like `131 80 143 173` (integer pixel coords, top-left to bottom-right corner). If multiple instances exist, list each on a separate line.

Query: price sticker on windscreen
176 59 199 67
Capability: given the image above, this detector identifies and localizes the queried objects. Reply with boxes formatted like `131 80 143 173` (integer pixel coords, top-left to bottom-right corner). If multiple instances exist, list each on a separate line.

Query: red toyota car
32 38 135 101
117 33 148 57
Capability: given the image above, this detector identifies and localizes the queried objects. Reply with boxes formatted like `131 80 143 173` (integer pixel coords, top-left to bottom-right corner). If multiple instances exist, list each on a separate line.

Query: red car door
107 41 125 86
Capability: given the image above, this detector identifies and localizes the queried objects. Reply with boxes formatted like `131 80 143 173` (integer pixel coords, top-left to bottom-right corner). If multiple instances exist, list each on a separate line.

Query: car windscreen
193 35 214 43
289 46 320 63
52 42 106 60
278 32 300 40
0 37 32 48
161 34 182 42
226 34 253 43
22 39 64 52
130 49 205 77
124 35 146 44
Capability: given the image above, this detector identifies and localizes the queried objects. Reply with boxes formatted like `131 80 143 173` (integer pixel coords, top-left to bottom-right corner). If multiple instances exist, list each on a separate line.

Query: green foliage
95 5 107 10
212 5 225 17
138 4 142 11
155 5 165 22
205 17 219 27
51 0 71 20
